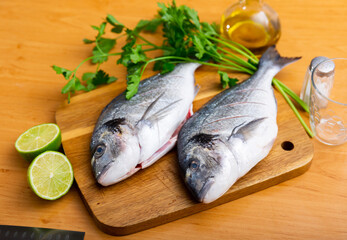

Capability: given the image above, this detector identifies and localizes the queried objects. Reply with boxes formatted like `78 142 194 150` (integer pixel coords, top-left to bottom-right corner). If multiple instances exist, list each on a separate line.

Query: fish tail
258 45 301 75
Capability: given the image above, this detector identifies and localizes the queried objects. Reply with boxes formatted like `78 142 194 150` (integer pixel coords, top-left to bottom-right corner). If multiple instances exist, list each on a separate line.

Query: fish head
180 134 236 204
90 119 140 186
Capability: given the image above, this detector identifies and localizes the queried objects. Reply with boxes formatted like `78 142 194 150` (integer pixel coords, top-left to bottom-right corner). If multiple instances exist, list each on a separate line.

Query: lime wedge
28 151 74 200
15 123 62 162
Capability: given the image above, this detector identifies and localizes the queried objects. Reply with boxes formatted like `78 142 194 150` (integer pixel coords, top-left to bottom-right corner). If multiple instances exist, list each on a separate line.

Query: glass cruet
221 0 281 55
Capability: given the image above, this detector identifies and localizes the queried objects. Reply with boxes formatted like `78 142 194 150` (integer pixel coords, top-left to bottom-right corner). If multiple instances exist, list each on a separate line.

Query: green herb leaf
111 26 124 33
81 71 117 91
130 45 147 64
182 6 200 29
83 38 94 44
75 78 86 91
218 71 238 88
117 37 137 67
192 35 205 59
106 14 125 33
153 60 163 71
126 82 140 99
92 70 115 86
161 62 175 74
82 72 96 91
86 83 96 91
98 38 117 52
97 22 107 38
61 78 75 94
52 65 73 80
92 38 116 63
153 60 176 74
201 22 218 36
106 14 124 27
91 25 99 31
92 50 107 63
108 76 118 83
82 72 96 82
125 63 145 99
134 19 163 34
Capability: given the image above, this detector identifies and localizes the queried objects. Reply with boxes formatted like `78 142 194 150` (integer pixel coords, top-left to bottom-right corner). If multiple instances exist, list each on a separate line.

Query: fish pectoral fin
145 99 183 123
140 92 166 122
231 117 269 142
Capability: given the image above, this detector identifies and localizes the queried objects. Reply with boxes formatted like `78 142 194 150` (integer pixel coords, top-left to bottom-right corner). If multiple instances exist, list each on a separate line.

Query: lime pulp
28 151 73 200
15 123 62 162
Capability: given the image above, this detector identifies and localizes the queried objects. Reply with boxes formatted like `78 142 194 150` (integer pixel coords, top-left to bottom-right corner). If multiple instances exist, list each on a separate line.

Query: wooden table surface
0 0 346 239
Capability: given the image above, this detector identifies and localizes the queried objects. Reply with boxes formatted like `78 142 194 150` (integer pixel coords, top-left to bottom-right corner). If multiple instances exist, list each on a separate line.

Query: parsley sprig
52 0 313 137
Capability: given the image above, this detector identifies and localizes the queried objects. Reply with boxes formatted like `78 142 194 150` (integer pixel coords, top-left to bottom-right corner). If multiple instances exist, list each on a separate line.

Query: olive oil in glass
221 0 281 55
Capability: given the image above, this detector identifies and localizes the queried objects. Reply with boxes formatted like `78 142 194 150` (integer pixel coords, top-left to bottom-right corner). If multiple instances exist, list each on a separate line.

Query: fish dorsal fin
230 117 268 142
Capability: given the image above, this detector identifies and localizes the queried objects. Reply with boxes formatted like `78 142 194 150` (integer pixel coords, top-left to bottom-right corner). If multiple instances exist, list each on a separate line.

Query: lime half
28 151 74 200
15 123 62 162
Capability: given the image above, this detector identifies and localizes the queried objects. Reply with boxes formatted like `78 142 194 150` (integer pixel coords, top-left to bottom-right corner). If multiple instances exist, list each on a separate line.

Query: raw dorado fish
91 63 200 186
177 46 300 203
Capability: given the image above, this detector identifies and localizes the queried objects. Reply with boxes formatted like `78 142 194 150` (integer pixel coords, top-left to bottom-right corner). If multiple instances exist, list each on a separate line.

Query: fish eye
189 160 200 171
94 144 105 158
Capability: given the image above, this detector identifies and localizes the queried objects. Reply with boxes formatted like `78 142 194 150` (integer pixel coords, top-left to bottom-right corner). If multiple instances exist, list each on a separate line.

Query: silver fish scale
180 74 276 144
94 74 188 131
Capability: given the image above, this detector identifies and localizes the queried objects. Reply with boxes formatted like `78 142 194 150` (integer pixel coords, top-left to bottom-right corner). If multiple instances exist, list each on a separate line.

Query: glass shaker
220 0 281 55
300 57 335 107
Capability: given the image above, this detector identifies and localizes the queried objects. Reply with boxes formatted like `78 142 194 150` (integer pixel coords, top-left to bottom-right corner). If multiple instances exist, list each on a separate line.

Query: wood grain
0 0 346 239
55 68 313 235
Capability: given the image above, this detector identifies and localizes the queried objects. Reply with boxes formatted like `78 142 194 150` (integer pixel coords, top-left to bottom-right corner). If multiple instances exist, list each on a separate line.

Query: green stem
273 78 309 113
219 56 254 75
139 56 250 80
200 61 250 73
219 36 259 62
72 52 122 73
207 35 255 61
203 50 253 74
135 34 161 49
95 38 105 55
272 80 314 137
115 33 127 40
139 56 186 78
218 47 257 71
143 47 161 52
96 63 101 71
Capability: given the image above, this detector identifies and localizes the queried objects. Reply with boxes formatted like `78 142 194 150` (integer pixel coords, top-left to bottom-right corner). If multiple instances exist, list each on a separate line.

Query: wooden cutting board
55 68 314 236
